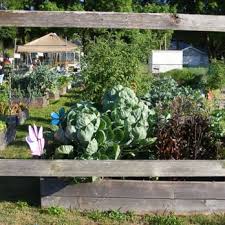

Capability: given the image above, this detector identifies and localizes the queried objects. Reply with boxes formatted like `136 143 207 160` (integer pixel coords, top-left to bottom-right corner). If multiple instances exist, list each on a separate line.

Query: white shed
149 50 183 74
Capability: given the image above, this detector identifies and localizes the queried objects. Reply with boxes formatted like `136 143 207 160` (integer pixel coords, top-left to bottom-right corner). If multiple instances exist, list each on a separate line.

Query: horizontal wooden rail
0 160 225 177
41 179 225 213
0 10 225 32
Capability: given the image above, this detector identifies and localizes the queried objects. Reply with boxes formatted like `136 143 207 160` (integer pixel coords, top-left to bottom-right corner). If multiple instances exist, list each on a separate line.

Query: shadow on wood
41 178 225 214
0 177 40 206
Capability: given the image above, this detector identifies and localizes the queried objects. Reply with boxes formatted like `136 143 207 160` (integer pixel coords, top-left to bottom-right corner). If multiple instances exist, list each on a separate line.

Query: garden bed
12 96 49 108
16 108 29 125
59 86 67 96
1 159 225 214
48 90 60 101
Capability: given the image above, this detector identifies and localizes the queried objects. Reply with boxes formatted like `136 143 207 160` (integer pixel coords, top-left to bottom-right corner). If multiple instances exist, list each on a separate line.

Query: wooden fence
1 10 225 214
1 160 225 177
0 10 225 31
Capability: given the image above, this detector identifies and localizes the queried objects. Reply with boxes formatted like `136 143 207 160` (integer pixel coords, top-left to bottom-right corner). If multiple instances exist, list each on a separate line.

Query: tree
0 0 31 9
167 0 225 15
82 38 140 102
128 3 175 62
0 27 17 55
80 2 175 62
84 0 132 12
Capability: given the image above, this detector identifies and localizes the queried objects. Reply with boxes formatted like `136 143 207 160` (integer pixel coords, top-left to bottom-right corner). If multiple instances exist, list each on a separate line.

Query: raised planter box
17 109 29 125
29 96 49 108
48 90 60 101
59 86 67 96
0 124 16 150
41 178 225 214
1 160 225 214
12 96 49 108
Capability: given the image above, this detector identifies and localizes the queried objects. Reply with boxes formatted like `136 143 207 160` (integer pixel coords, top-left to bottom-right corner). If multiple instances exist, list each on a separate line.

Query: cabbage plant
53 86 156 160
103 85 156 146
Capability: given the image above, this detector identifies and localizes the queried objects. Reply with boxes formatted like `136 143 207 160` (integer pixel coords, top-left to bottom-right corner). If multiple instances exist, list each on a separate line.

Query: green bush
81 38 140 102
12 66 59 98
133 64 153 96
57 76 72 88
210 109 225 138
143 76 204 108
157 96 218 160
0 82 9 102
207 60 225 90
165 67 207 90
0 120 6 132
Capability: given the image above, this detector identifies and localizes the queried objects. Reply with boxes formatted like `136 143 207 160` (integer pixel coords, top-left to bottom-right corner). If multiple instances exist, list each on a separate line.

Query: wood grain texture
1 160 225 177
41 197 225 214
41 179 174 199
0 11 225 31
41 179 225 200
41 179 225 213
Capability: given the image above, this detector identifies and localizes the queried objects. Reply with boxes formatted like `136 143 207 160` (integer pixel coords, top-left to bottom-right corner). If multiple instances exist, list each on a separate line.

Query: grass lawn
0 89 83 159
0 201 225 225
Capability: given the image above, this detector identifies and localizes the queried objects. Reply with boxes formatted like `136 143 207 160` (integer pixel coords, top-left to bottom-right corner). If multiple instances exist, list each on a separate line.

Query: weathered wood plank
41 179 225 200
1 160 225 177
41 179 174 199
0 11 225 32
41 197 225 214
174 182 225 200
41 179 225 213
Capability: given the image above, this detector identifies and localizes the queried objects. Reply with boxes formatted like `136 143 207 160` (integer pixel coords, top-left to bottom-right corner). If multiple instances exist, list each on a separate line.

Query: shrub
29 66 59 96
12 66 59 98
156 97 218 160
81 38 140 102
210 109 225 139
0 102 10 116
57 76 72 88
0 120 6 132
0 82 9 102
133 64 153 96
143 76 204 108
207 60 225 90
165 67 207 90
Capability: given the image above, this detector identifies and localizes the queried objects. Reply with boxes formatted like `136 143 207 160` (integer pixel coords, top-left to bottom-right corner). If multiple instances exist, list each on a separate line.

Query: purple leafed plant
26 124 45 157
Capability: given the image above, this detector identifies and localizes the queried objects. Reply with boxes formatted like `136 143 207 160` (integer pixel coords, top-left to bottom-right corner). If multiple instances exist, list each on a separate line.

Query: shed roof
182 46 207 55
17 33 78 53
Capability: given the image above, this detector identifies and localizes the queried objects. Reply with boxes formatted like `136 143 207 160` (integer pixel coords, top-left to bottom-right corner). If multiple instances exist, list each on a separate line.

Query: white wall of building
149 50 183 73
